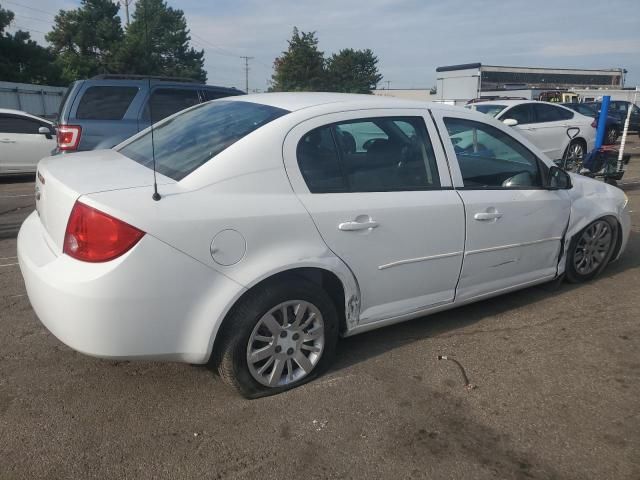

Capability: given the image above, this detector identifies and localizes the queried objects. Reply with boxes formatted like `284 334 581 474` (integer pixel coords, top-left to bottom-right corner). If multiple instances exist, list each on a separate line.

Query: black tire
565 217 618 283
605 126 619 145
214 277 339 399
562 139 586 172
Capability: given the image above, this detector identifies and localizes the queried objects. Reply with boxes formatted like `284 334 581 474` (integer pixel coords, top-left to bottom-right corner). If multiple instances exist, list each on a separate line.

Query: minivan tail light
57 125 82 151
64 202 144 262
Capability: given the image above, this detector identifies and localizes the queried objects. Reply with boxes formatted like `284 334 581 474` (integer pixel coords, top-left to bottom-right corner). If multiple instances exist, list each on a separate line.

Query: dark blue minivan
55 74 244 153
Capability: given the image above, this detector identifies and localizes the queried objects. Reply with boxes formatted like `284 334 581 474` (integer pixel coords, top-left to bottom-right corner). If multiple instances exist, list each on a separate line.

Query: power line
12 13 53 25
3 0 56 17
8 24 48 35
190 32 239 58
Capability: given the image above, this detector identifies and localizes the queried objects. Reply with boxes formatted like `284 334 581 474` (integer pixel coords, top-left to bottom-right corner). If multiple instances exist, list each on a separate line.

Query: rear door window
0 114 43 134
76 86 139 120
144 88 201 123
533 104 567 122
296 117 440 193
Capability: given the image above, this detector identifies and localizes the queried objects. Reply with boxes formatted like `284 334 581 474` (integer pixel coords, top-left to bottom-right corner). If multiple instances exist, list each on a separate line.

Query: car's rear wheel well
209 267 347 365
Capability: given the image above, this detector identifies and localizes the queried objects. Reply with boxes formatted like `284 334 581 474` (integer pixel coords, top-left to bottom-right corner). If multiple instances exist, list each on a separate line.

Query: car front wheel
215 278 339 398
562 139 586 172
565 218 618 283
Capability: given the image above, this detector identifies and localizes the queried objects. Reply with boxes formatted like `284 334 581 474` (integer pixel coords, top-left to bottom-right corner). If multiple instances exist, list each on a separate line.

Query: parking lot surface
1 146 639 479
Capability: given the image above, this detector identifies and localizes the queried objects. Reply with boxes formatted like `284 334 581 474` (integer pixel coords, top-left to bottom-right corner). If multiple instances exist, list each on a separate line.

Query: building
434 63 626 105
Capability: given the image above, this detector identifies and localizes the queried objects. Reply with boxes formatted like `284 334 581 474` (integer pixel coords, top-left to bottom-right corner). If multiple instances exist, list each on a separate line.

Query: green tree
270 27 326 91
46 0 124 83
117 0 206 81
326 48 383 93
0 4 62 84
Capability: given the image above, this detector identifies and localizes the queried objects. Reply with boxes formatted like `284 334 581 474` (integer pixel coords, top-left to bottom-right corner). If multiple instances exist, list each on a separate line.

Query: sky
4 0 640 91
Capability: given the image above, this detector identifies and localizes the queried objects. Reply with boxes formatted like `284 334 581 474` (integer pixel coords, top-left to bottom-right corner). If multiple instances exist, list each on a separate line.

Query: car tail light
591 120 597 128
57 125 82 151
64 202 144 262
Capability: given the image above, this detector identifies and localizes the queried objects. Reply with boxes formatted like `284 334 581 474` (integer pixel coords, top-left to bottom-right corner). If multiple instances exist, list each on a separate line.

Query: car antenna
143 0 161 201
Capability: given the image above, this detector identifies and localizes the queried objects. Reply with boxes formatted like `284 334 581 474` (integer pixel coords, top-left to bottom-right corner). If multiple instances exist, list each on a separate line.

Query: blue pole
594 95 610 151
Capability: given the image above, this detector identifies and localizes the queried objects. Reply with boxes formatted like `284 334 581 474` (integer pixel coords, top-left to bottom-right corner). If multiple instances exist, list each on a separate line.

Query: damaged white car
18 93 630 397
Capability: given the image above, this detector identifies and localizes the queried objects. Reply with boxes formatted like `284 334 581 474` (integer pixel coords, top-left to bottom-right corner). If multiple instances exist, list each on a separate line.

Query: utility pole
240 56 254 93
385 80 391 90
121 0 132 27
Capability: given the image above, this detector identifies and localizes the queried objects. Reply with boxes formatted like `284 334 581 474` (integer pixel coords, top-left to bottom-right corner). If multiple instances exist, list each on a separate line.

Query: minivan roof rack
90 74 202 84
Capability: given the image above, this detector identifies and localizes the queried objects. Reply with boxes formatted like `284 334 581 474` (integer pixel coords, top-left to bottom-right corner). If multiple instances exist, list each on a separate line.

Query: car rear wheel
562 139 586 172
215 278 339 398
565 218 618 283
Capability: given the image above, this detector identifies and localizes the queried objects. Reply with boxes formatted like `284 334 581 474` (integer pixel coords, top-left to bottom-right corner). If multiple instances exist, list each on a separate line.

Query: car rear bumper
18 211 245 363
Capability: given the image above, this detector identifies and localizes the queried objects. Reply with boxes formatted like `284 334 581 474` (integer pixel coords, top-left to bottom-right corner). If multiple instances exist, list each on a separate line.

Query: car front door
431 111 571 302
283 110 465 325
0 114 54 173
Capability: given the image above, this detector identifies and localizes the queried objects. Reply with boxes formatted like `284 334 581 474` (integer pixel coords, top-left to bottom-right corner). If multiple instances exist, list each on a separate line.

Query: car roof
0 108 52 124
471 100 562 107
224 92 448 112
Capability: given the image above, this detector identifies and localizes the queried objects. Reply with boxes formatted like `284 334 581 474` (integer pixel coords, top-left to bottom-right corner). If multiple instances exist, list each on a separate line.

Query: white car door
0 113 54 174
529 103 572 160
431 110 571 302
283 109 465 324
500 103 561 159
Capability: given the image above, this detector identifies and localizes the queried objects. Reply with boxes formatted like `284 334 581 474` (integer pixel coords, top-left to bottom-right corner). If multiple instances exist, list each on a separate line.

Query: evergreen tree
0 4 62 84
270 28 326 91
326 48 383 93
117 0 206 81
46 0 124 83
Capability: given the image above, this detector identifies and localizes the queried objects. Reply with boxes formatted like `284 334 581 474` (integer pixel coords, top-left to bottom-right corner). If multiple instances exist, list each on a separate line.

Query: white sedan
467 100 596 168
18 93 630 398
0 108 55 175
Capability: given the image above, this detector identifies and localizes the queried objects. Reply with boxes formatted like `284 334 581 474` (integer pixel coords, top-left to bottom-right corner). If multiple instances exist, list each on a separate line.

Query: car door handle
338 220 379 231
0 139 16 143
474 212 503 221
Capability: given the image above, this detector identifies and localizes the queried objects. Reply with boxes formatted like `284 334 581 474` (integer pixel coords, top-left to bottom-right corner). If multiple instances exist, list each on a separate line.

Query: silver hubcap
564 143 584 171
247 300 324 387
574 220 612 275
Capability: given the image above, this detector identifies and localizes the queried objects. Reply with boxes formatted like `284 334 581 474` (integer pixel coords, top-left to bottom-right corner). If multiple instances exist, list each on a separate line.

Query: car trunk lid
35 150 173 253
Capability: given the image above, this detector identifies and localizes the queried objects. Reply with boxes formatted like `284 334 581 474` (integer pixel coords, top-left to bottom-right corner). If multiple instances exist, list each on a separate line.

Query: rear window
118 100 289 181
76 86 139 120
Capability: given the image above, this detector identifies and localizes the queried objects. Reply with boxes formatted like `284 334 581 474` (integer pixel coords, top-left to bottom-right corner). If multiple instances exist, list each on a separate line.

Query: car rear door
137 87 201 130
530 103 573 160
0 113 53 173
283 109 465 325
431 110 571 302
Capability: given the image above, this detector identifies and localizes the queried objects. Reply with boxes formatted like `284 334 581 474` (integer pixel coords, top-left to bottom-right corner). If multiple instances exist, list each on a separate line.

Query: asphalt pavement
1 144 639 479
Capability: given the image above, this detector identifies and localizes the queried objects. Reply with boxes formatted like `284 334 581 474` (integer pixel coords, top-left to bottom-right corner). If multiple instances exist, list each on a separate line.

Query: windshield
472 104 507 117
118 100 289 180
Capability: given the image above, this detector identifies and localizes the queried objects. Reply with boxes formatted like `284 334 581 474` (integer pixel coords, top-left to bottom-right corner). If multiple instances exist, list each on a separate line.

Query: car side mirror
502 118 518 127
548 166 572 189
38 126 53 139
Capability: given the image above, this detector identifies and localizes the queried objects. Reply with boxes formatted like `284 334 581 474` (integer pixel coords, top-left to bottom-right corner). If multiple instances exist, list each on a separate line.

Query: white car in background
467 100 596 168
0 108 56 175
18 93 630 398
